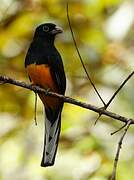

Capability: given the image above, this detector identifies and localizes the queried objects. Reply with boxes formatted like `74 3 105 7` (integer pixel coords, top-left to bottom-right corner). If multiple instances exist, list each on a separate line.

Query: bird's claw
45 88 50 95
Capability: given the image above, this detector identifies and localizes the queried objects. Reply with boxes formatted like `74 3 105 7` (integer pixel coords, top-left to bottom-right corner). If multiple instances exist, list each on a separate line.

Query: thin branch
110 120 132 180
0 75 134 125
66 2 106 106
94 107 104 125
95 71 134 124
106 71 134 109
110 123 127 136
34 93 38 126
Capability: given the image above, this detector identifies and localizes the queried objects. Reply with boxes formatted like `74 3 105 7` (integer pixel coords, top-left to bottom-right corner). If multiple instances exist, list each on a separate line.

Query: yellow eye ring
43 26 49 32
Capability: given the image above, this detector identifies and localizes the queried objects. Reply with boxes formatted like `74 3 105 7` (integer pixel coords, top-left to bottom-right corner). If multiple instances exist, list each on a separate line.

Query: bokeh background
0 0 134 179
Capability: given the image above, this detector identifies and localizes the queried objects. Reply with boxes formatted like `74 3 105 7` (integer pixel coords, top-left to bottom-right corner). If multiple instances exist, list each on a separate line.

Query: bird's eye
43 25 49 32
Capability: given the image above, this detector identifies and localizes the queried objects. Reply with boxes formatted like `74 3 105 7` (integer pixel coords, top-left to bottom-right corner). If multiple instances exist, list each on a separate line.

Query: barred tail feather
41 107 61 167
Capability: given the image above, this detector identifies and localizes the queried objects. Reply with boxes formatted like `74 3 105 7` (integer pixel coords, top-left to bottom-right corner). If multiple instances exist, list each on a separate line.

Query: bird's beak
51 26 63 35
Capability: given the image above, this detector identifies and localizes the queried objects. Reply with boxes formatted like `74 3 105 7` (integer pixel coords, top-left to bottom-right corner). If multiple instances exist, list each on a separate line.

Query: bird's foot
44 88 50 95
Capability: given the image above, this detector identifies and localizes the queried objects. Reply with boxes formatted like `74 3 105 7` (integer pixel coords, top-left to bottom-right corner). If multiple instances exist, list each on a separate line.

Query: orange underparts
26 64 59 109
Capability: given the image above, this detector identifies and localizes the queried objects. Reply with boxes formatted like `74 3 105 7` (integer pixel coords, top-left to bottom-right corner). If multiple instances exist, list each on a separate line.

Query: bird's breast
26 63 59 108
26 64 56 89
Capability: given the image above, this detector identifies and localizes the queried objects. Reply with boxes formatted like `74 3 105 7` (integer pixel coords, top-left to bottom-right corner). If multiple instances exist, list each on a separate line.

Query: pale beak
51 26 63 35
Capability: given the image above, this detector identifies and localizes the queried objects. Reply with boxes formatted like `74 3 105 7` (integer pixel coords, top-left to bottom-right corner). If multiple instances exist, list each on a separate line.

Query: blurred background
0 0 134 179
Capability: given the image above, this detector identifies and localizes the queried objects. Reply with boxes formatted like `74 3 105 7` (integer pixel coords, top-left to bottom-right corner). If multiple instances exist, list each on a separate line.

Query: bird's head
34 23 63 42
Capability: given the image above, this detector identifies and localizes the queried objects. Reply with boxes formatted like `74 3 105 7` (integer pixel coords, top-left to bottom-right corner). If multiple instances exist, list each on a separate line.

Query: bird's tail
41 107 62 167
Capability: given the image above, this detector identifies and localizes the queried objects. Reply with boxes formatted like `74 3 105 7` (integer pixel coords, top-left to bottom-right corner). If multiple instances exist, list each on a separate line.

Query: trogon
25 23 66 167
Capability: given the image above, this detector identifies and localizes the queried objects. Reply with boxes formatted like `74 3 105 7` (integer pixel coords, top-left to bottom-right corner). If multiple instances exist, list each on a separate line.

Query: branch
111 123 127 136
110 120 132 180
94 71 134 124
66 2 106 106
0 75 134 125
106 71 134 109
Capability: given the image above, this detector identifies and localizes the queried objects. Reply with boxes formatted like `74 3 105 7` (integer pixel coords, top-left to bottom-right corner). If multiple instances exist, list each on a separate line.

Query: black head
33 23 63 42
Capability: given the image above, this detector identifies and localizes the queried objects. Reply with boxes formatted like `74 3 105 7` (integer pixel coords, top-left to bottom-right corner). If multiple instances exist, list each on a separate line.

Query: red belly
26 64 59 108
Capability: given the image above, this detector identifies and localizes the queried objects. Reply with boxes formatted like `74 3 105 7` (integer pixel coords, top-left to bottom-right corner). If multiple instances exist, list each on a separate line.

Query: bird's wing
48 51 66 95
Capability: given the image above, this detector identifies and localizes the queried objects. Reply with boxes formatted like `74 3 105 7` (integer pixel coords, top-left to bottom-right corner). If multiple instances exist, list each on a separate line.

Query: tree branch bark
0 75 134 125
110 120 132 180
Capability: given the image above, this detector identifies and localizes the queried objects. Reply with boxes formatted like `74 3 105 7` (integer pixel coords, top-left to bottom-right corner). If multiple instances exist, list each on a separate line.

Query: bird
25 23 66 167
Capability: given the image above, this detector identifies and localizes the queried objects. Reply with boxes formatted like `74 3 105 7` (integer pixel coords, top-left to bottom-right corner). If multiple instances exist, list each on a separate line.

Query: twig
34 93 38 126
95 71 134 124
111 123 127 136
0 75 134 125
94 107 105 125
106 71 134 109
110 120 132 180
66 2 106 106
94 114 101 125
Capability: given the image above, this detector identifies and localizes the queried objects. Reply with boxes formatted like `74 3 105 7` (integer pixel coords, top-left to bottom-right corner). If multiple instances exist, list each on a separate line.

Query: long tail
41 107 62 167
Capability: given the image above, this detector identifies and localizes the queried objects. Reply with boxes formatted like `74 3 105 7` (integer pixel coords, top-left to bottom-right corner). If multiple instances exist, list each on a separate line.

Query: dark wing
49 49 66 95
